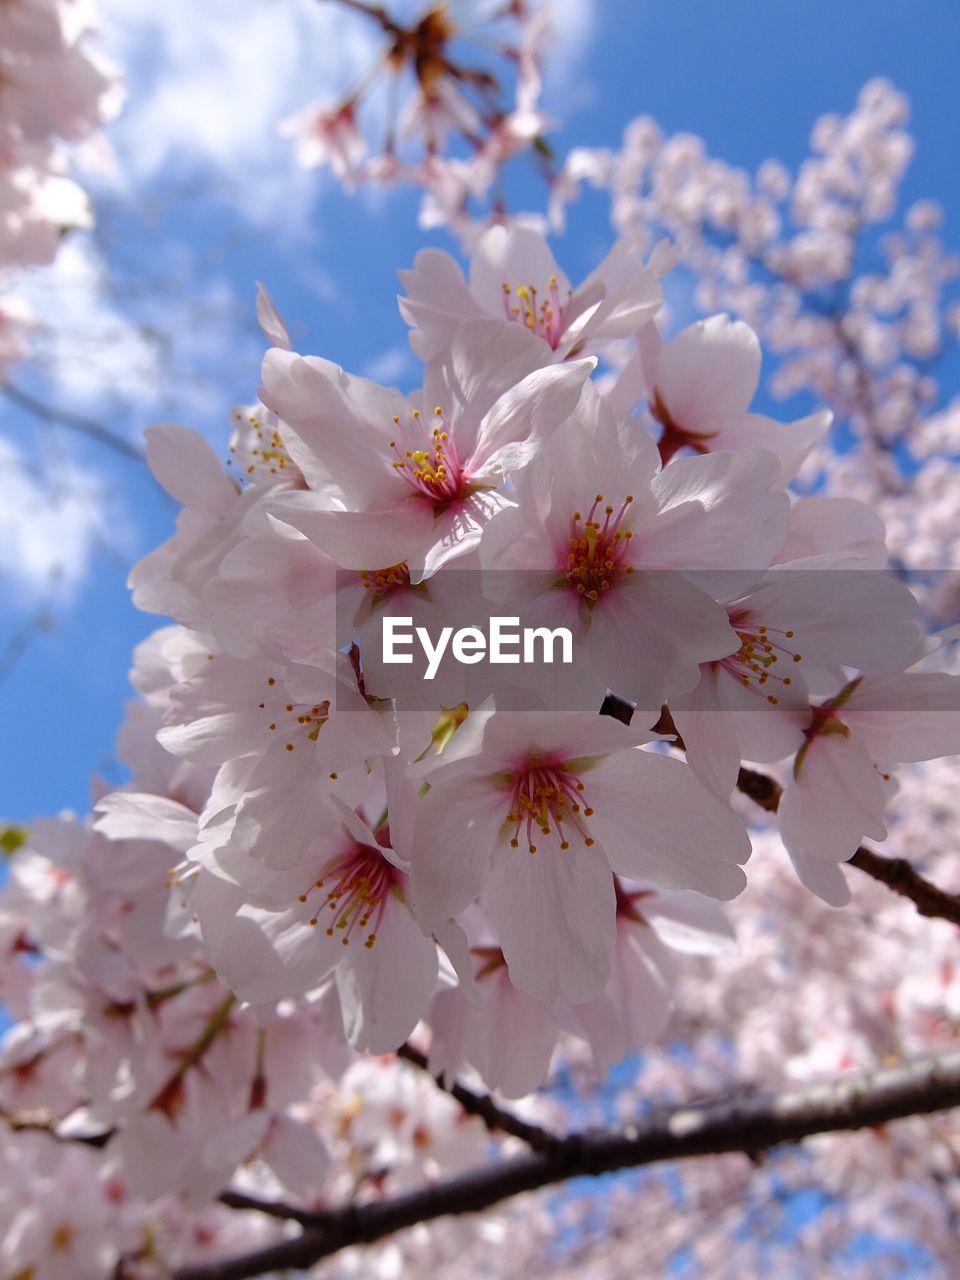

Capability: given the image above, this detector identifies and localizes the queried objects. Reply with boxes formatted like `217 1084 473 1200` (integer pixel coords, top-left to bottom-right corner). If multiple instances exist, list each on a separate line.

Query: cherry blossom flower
410 706 750 1003
261 317 594 578
479 380 790 709
399 223 664 362
194 798 439 1053
609 314 831 476
779 670 960 903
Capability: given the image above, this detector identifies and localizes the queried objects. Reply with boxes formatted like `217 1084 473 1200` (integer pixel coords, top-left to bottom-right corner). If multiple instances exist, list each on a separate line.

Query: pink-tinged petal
643 448 790 574
336 898 439 1052
463 358 596 482
586 751 750 898
190 873 314 1001
227 760 345 871
228 911 339 1002
714 668 808 765
642 889 737 956
510 380 661 534
784 846 852 908
670 667 743 800
470 971 560 1098
261 1115 330 1197
410 776 505 932
779 732 887 868
736 568 922 676
477 500 541 574
432 919 478 999
423 317 549 460
847 672 960 762
159 655 282 764
265 493 428 570
463 588 608 714
93 793 197 853
709 409 830 483
486 839 616 1004
565 240 663 347
588 570 737 707
256 281 292 350
468 224 569 318
775 497 890 568
656 314 761 430
429 973 560 1098
564 925 672 1075
398 247 485 362
418 489 510 578
478 706 652 768
205 531 337 660
259 349 406 502
145 424 236 513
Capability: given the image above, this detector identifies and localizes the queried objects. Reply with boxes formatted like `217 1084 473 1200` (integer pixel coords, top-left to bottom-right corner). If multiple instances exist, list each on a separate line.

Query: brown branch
2 382 147 463
217 1189 331 1227
847 846 960 926
736 765 960 926
396 1042 560 1155
173 1051 960 1280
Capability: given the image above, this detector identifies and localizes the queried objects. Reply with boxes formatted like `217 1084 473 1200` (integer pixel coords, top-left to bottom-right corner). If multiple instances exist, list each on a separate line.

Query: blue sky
2 0 958 824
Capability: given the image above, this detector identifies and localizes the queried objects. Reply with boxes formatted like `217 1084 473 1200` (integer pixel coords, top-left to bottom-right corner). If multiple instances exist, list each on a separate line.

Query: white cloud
361 342 416 387
542 0 597 110
17 238 164 412
0 436 127 604
96 0 380 227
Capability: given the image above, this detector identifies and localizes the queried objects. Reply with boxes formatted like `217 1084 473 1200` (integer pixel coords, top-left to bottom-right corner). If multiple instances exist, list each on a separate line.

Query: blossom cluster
280 0 552 228
0 0 121 375
7 217 960 1273
3 1 960 1274
284 55 960 603
548 80 960 587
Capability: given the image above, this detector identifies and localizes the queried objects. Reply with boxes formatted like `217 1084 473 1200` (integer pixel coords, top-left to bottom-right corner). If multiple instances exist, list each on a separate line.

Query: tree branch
2 382 147 463
173 1051 960 1280
396 1042 560 1155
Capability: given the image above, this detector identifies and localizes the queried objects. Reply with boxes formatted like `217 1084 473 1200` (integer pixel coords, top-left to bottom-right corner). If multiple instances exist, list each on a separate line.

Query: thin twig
2 382 147 463
396 1042 560 1154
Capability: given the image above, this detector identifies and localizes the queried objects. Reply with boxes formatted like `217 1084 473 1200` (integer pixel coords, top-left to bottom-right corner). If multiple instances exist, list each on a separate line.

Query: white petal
779 732 887 867
145 424 236 512
336 899 438 1052
586 751 750 898
256 282 292 350
656 314 760 430
487 839 616 1004
410 776 503 932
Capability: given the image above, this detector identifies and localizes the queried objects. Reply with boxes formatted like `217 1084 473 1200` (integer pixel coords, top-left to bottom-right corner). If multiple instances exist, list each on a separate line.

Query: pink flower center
505 759 596 854
719 610 803 706
564 493 636 604
650 390 715 465
390 407 469 508
501 275 572 350
299 840 402 950
614 878 653 922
